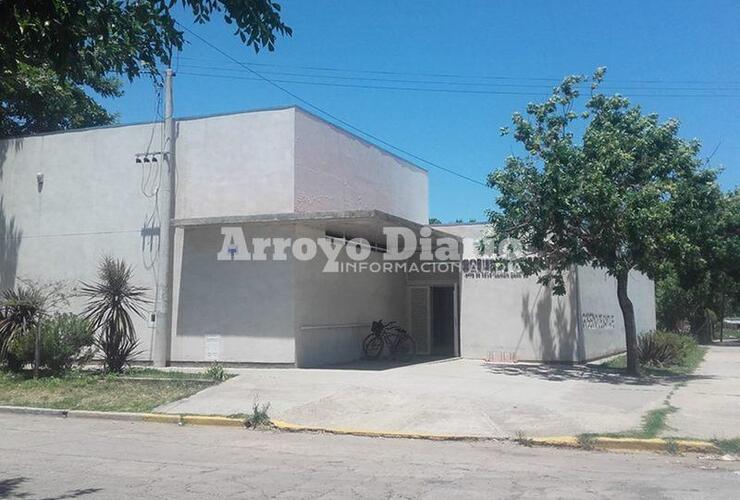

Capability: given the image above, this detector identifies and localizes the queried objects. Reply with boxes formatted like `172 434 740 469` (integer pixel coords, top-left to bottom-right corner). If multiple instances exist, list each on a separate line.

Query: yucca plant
0 286 44 363
637 330 697 367
80 257 148 373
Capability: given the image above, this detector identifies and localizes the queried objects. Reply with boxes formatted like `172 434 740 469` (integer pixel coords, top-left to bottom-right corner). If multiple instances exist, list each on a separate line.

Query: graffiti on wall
582 312 615 331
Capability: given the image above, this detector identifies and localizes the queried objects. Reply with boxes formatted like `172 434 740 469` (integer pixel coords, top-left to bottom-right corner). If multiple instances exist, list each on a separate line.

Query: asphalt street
1 415 738 499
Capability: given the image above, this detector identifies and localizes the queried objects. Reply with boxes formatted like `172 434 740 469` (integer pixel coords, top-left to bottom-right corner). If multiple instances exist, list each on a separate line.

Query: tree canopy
0 0 292 137
488 68 725 372
657 189 740 341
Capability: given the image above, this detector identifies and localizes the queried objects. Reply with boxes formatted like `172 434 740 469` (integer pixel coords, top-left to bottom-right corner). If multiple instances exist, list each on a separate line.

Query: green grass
0 371 217 412
578 404 678 443
637 405 677 438
577 433 597 450
719 329 740 340
713 438 740 454
603 346 707 377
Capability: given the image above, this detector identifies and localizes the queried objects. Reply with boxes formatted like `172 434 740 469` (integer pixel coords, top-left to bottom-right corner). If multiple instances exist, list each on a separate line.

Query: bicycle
362 320 416 362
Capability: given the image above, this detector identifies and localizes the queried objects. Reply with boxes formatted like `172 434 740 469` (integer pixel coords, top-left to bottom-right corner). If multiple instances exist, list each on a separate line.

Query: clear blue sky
102 0 740 223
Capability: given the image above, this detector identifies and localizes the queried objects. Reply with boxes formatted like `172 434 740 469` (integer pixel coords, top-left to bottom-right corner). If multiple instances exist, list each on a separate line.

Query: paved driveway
157 358 675 438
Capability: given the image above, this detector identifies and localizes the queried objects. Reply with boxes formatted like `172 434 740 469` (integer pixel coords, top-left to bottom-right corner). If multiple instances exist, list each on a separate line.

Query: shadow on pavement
314 355 457 371
0 477 27 498
483 362 710 386
0 477 101 500
40 487 103 500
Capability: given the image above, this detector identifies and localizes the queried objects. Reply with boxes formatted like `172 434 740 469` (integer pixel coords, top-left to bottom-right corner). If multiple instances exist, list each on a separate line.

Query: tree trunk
690 311 713 345
616 270 639 375
33 320 41 379
719 282 726 343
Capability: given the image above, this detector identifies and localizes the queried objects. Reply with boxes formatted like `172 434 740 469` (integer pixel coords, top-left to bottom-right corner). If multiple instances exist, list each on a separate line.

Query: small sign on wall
205 336 221 361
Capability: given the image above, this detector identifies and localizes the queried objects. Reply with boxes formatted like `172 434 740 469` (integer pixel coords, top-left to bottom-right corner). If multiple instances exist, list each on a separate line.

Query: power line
177 63 564 88
175 55 740 86
176 63 740 93
177 71 740 98
177 71 552 96
176 23 489 188
5 229 143 241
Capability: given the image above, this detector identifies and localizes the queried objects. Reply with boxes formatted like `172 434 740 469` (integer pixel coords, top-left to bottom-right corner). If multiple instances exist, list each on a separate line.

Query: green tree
0 0 291 137
657 189 740 342
488 68 722 373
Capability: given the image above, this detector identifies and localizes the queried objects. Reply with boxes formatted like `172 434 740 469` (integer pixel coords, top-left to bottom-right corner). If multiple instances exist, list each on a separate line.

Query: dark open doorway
431 286 456 356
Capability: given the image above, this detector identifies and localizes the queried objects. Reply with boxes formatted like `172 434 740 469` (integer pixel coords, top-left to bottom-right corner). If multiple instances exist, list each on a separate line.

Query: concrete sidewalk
666 342 740 440
157 358 676 438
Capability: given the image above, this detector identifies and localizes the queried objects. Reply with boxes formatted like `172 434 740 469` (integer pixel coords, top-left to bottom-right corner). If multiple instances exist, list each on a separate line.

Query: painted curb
0 406 725 454
180 415 246 427
272 420 722 453
530 436 721 454
528 436 579 448
68 409 144 422
0 405 245 427
142 413 182 424
0 405 69 418
270 419 491 442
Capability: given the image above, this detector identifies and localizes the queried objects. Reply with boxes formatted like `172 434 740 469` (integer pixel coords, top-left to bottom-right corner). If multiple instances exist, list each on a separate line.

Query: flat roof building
0 106 655 367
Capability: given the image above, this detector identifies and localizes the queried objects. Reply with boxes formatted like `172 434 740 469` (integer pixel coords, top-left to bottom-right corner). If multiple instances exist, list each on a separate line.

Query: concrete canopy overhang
173 209 462 252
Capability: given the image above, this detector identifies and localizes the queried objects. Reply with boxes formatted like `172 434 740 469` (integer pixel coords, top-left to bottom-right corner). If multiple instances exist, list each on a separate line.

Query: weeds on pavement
247 399 271 428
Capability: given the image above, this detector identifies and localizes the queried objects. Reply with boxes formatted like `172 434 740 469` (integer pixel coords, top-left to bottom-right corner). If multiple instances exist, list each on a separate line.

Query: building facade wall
175 109 296 219
172 223 297 363
1 106 428 364
576 266 657 360
459 269 581 362
292 224 407 367
438 224 657 362
293 109 428 225
174 222 410 367
438 225 580 362
1 107 657 366
0 109 301 361
0 124 167 357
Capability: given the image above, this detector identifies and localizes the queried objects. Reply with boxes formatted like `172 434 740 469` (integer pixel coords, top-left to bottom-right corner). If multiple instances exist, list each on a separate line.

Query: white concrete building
0 106 655 367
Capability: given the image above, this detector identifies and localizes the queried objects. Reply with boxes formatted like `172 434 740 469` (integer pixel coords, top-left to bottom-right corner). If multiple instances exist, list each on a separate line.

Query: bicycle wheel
363 334 384 359
394 334 416 363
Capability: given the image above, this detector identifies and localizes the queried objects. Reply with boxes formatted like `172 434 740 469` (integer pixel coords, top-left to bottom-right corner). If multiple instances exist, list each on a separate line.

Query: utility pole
153 68 175 367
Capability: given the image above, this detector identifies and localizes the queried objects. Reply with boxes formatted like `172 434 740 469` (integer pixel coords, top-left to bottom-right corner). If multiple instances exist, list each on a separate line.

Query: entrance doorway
432 286 456 356
407 284 458 357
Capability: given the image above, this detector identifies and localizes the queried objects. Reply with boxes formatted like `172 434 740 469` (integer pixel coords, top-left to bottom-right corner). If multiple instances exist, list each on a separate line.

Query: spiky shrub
80 257 148 373
637 330 697 367
0 286 44 366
